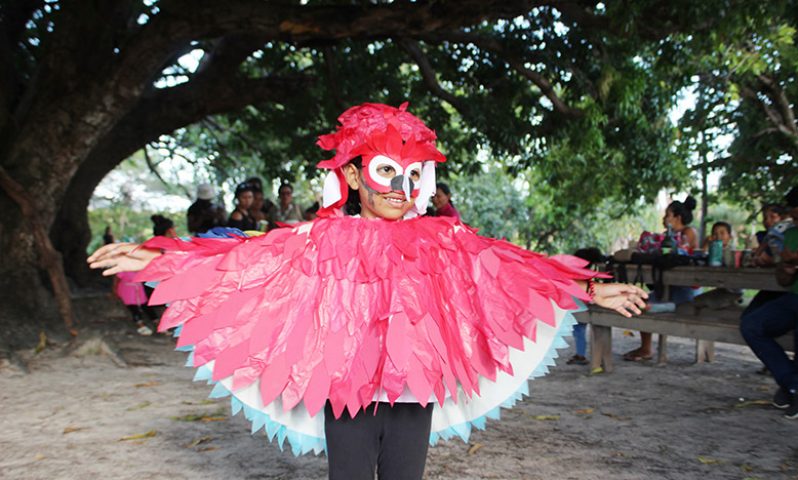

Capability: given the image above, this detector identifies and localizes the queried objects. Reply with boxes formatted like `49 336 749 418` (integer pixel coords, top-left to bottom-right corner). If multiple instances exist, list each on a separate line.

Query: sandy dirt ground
1 325 796 480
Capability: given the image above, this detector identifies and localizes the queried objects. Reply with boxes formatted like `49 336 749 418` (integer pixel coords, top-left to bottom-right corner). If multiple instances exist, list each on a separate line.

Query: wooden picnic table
574 265 789 372
627 265 787 292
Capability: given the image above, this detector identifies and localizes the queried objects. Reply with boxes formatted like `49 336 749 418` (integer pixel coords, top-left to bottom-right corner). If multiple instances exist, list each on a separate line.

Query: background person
431 182 460 220
741 186 798 418
276 183 303 224
246 176 277 230
228 182 258 231
187 183 227 235
113 271 156 336
102 226 115 245
151 214 178 238
755 204 794 267
748 204 793 318
624 196 699 362
702 221 733 251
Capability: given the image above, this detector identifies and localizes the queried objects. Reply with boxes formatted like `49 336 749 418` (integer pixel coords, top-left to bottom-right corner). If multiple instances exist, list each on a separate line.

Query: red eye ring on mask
367 156 403 189
364 155 423 197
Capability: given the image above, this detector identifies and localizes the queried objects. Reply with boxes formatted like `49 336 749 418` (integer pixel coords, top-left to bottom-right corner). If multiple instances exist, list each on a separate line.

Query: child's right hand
87 243 161 276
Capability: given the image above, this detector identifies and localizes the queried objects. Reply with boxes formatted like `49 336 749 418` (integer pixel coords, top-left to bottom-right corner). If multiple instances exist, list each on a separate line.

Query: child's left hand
592 283 648 317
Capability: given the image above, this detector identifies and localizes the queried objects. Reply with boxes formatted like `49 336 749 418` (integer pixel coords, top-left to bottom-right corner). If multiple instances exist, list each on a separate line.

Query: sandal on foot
622 350 652 362
566 355 589 365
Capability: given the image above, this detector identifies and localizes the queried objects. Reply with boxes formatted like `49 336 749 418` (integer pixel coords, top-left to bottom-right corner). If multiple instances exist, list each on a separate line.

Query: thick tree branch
398 39 468 115
0 0 45 133
739 84 798 148
195 34 267 80
0 165 76 333
416 32 582 117
142 144 193 199
202 117 264 160
551 1 609 30
0 0 45 46
7 0 542 197
322 46 345 112
52 72 310 282
757 74 798 136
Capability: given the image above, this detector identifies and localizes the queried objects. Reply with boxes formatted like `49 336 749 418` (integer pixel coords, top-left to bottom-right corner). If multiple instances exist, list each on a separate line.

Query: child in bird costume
89 102 647 480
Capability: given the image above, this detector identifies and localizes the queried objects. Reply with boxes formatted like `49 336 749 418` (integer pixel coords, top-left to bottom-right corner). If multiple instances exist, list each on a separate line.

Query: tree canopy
0 0 794 341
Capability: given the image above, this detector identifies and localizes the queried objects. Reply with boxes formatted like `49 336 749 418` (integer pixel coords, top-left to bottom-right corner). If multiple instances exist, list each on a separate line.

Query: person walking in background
431 182 460 220
187 183 226 235
276 182 303 224
228 182 258 231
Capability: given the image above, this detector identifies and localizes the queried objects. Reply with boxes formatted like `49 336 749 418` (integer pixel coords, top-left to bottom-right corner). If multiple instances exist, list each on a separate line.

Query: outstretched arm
87 242 162 276
575 281 648 318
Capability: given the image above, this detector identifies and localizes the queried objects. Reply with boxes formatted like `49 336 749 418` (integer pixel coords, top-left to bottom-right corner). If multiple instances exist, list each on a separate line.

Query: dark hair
763 203 788 217
278 183 293 195
344 158 363 216
785 186 798 208
305 202 320 215
711 221 732 236
151 214 174 236
667 195 697 225
436 182 455 209
234 182 255 197
245 176 263 190
573 247 607 267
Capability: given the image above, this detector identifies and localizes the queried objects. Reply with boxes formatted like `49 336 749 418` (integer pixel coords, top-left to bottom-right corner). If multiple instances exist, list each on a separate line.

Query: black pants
324 401 433 480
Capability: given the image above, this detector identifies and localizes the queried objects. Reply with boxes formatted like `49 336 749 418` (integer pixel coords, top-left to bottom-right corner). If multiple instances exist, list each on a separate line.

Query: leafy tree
675 1 797 208
0 0 778 343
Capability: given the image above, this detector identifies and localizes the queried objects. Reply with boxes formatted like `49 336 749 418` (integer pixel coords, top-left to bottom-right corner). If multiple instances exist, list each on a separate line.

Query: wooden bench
574 306 793 373
576 265 790 372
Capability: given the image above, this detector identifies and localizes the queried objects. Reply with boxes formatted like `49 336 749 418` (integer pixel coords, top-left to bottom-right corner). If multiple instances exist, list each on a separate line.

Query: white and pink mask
316 103 446 218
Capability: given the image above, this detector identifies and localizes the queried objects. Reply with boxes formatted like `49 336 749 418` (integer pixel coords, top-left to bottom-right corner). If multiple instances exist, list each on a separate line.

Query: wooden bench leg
590 325 613 373
696 340 716 363
657 334 668 365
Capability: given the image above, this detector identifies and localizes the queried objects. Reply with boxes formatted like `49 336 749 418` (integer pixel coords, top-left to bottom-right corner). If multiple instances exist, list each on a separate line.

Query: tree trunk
0 195 62 349
51 149 119 287
51 74 309 283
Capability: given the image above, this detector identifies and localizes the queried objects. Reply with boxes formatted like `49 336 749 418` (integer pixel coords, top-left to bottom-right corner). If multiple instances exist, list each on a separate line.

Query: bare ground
1 325 795 480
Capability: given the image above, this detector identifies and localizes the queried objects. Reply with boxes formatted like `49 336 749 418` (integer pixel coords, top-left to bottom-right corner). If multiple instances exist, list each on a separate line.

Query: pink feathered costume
135 103 598 455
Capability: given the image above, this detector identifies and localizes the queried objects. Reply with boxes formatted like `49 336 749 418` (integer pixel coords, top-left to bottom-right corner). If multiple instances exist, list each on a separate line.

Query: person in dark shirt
246 176 278 230
187 183 226 235
228 182 257 231
741 186 798 419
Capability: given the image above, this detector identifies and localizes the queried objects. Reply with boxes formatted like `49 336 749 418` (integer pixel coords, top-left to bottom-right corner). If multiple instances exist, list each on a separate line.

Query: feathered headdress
316 102 446 218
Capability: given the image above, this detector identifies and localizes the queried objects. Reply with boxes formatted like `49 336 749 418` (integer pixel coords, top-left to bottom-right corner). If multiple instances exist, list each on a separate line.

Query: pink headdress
316 102 446 218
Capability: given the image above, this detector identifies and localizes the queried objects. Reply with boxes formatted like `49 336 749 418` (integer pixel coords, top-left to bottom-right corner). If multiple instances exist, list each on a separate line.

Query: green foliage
87 206 187 254
74 2 794 244
446 164 663 255
673 0 798 208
